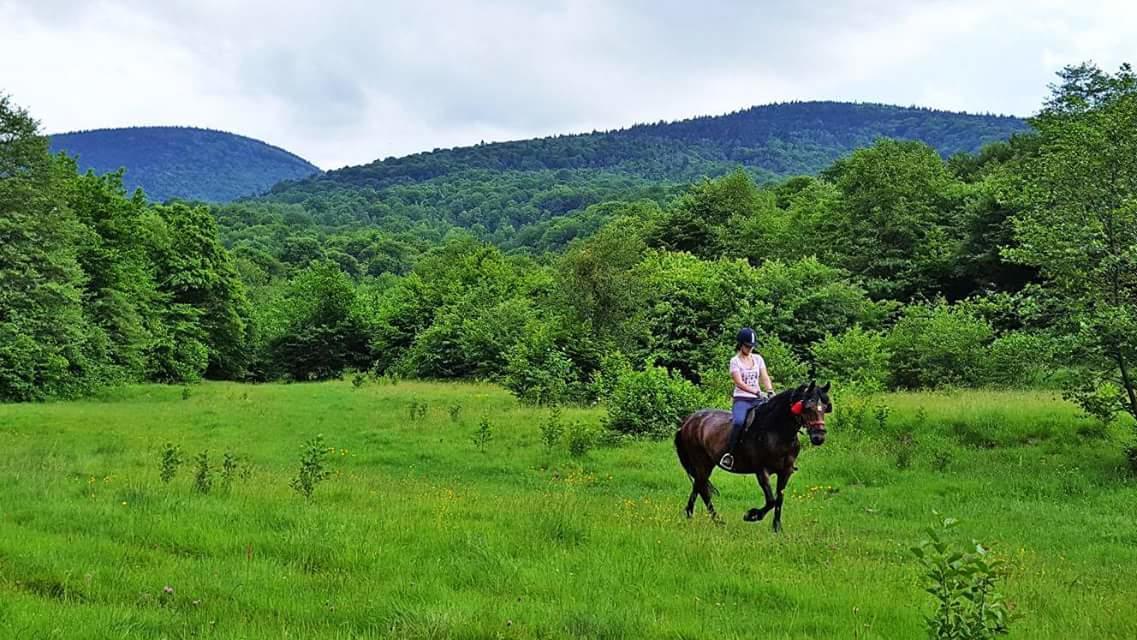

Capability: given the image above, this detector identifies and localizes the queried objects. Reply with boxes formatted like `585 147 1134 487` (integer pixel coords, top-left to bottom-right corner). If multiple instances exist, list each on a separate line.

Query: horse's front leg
772 469 793 533
744 469 776 522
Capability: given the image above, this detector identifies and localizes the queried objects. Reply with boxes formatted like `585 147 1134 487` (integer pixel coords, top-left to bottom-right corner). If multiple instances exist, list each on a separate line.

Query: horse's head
791 381 831 446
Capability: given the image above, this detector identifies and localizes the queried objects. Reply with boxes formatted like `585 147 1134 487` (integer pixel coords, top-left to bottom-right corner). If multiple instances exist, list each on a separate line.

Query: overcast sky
2 1 1135 169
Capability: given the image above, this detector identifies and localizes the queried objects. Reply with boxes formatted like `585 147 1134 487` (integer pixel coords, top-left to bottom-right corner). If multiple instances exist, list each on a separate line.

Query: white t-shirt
730 353 766 398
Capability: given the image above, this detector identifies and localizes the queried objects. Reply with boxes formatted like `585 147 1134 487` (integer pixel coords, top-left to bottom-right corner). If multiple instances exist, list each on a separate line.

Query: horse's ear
821 382 831 393
807 380 816 393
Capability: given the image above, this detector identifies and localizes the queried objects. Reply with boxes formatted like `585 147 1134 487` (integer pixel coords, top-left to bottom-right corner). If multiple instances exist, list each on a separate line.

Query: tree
1005 62 1137 422
822 139 967 301
266 260 370 381
147 202 251 380
0 95 103 400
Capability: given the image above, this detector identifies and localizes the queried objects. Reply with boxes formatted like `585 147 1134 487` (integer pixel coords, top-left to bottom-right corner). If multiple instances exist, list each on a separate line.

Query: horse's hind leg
772 470 793 533
695 469 719 521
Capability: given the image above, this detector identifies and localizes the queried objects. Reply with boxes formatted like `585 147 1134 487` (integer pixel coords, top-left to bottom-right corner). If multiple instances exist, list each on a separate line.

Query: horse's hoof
684 509 693 519
772 522 782 534
743 508 764 522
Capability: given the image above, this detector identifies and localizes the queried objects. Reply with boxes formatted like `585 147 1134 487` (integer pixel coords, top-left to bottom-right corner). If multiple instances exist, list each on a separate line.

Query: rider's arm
759 363 774 394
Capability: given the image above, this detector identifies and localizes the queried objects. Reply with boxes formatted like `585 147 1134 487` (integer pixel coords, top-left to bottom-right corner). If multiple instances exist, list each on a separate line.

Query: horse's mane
747 386 803 435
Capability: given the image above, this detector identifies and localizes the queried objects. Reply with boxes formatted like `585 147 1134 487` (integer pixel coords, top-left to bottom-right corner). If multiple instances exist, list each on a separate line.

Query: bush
604 365 711 439
983 331 1059 388
290 435 331 499
758 336 809 387
566 421 596 457
503 319 594 405
813 326 891 391
911 518 1014 639
888 301 993 389
540 407 565 449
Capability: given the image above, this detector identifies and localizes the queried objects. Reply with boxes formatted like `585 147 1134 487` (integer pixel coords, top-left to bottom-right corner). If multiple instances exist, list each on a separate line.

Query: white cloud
2 0 1134 169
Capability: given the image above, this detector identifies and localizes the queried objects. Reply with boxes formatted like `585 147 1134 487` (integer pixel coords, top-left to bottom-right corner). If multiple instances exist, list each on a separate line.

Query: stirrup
719 453 735 470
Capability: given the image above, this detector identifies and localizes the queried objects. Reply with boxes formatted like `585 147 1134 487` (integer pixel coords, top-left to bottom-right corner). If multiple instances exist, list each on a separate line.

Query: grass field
1 381 1135 638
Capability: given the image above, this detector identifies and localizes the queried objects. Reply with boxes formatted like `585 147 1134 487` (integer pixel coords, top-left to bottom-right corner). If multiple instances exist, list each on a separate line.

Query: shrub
911 518 1014 639
159 443 182 483
888 301 993 389
192 451 212 494
566 421 595 457
290 435 331 499
540 407 565 449
813 326 891 391
221 452 239 491
984 331 1059 387
604 365 710 439
472 416 494 452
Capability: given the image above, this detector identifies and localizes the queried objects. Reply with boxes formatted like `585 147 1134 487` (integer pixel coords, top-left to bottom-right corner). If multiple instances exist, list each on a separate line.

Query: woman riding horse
674 333 831 532
721 327 775 471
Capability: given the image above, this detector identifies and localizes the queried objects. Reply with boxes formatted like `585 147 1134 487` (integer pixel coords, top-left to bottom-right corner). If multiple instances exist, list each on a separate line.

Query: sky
2 0 1135 170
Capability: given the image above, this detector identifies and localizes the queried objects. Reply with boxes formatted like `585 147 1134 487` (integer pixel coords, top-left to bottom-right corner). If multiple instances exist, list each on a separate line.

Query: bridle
790 400 827 434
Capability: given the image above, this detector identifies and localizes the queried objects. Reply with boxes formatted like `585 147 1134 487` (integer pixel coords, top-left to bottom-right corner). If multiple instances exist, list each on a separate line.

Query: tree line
2 63 1135 434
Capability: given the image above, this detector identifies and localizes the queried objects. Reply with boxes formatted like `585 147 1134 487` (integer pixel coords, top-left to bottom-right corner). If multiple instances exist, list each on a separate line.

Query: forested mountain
49 126 320 202
244 102 1026 254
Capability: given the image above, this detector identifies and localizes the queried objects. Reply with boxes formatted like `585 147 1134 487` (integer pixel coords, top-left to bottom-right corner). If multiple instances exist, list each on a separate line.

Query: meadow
0 381 1135 639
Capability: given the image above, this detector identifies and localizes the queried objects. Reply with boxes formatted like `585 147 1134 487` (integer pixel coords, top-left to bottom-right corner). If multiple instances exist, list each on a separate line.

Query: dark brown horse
674 381 831 532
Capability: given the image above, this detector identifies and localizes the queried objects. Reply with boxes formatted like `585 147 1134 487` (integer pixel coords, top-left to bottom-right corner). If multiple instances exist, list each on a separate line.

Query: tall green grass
0 381 1134 638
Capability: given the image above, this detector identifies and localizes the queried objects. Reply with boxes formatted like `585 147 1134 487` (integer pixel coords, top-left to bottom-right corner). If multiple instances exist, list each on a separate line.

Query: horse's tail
674 428 695 481
675 419 718 496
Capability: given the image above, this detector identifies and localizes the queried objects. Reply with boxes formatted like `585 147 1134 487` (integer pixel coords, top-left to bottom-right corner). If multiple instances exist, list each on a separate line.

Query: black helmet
736 327 757 347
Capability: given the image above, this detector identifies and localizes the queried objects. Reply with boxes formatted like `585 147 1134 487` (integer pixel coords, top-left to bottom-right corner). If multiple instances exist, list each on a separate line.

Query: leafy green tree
146 202 251 380
0 95 103 400
1005 62 1137 421
823 139 967 300
65 166 160 381
647 169 763 258
266 260 370 380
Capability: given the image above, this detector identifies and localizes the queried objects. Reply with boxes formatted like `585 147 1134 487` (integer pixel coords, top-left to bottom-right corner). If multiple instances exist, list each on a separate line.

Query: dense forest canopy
3 64 1136 449
49 126 320 202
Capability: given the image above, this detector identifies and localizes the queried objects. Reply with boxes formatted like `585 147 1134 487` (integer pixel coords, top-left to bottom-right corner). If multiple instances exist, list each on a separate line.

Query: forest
49 126 319 202
2 63 1135 445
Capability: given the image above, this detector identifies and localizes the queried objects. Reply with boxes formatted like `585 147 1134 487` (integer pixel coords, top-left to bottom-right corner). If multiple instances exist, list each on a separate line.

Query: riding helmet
736 327 757 347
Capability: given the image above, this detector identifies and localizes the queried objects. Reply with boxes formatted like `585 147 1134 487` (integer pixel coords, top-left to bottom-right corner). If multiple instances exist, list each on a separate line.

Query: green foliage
448 404 462 422
823 139 968 300
984 332 1060 388
888 301 994 389
472 416 494 452
221 452 239 491
289 435 332 499
1005 62 1137 424
911 519 1013 639
604 365 710 439
192 451 213 495
0 95 104 401
540 407 565 449
159 443 182 483
264 260 369 381
566 420 595 458
813 326 891 391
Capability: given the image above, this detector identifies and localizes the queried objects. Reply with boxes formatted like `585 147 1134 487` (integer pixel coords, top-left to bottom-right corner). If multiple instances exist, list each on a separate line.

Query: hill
241 101 1028 252
49 126 320 202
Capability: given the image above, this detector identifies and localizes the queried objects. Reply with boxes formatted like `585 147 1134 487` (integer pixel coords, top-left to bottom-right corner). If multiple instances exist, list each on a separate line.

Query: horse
674 381 831 532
